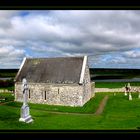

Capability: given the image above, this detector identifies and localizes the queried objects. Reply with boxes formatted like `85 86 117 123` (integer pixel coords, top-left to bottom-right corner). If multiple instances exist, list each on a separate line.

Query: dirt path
94 95 109 115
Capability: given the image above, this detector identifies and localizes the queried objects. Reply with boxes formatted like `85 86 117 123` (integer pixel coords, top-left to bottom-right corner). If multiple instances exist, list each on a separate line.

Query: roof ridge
26 56 85 59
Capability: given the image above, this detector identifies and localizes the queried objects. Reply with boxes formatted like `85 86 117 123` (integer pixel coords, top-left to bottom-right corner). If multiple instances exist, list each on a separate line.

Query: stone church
14 56 95 107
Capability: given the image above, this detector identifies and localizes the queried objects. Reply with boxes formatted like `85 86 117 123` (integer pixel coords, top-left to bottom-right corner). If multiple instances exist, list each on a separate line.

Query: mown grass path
94 95 109 115
0 96 108 116
1 93 140 129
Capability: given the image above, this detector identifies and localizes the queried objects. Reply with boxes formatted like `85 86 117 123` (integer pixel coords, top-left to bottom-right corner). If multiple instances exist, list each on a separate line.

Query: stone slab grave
19 78 33 123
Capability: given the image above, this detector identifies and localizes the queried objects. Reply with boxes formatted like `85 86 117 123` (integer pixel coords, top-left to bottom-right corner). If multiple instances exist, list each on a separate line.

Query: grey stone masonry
95 86 140 93
15 81 93 107
14 56 94 107
82 66 94 105
0 89 13 93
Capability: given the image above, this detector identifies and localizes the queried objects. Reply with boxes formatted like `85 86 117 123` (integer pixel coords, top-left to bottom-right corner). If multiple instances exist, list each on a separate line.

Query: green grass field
1 92 140 130
1 69 140 130
95 82 140 88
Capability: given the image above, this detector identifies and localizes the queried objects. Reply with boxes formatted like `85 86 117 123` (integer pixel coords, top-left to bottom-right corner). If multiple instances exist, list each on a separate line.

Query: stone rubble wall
0 89 14 93
15 66 93 107
82 66 94 105
15 82 86 107
95 87 140 93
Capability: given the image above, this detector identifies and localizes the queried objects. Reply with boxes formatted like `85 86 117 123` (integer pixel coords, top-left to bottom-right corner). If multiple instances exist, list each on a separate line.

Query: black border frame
1 1 140 139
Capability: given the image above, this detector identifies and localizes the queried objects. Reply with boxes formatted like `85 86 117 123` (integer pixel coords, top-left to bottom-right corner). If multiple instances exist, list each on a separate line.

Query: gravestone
124 83 131 97
124 90 127 96
19 78 33 123
124 84 128 96
129 93 132 100
138 93 140 99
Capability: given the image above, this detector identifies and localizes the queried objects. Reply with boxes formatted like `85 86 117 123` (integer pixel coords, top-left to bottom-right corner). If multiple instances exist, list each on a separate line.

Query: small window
29 89 30 99
44 91 46 100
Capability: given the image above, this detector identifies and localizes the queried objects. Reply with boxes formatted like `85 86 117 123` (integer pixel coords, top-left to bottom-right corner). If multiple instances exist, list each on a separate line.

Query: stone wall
95 87 140 93
15 82 85 106
82 66 94 105
0 89 13 93
15 65 94 107
91 82 95 96
95 87 125 93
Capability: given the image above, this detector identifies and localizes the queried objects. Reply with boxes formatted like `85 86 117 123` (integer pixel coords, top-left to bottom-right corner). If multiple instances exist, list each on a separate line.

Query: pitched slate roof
15 57 84 84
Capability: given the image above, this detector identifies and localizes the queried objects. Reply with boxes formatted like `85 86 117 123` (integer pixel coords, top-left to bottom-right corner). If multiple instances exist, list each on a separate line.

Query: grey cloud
1 10 140 68
123 50 140 58
0 45 25 68
0 11 19 29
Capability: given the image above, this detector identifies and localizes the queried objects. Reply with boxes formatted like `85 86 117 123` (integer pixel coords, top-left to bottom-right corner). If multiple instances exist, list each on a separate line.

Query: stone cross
22 78 28 106
19 78 33 123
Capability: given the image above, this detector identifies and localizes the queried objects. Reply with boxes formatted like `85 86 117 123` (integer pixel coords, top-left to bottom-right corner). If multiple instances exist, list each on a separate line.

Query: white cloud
110 57 126 64
0 45 25 68
123 50 140 58
1 10 140 68
0 11 18 29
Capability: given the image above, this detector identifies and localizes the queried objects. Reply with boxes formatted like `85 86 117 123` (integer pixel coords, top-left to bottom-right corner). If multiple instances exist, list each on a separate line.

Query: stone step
26 118 33 123
25 116 33 123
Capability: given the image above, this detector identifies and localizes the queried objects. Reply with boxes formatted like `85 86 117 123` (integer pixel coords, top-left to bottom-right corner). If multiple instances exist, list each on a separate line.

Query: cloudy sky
0 10 140 69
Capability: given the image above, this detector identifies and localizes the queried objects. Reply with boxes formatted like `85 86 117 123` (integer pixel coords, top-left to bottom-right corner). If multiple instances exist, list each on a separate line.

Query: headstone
19 78 33 123
138 93 140 99
124 83 131 96
128 83 131 87
124 84 127 96
129 93 132 100
124 90 127 96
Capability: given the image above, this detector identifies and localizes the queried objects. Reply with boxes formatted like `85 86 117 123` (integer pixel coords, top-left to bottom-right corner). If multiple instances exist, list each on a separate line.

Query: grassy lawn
99 92 140 129
0 93 14 103
95 82 140 88
1 92 140 130
0 86 14 91
6 93 103 114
